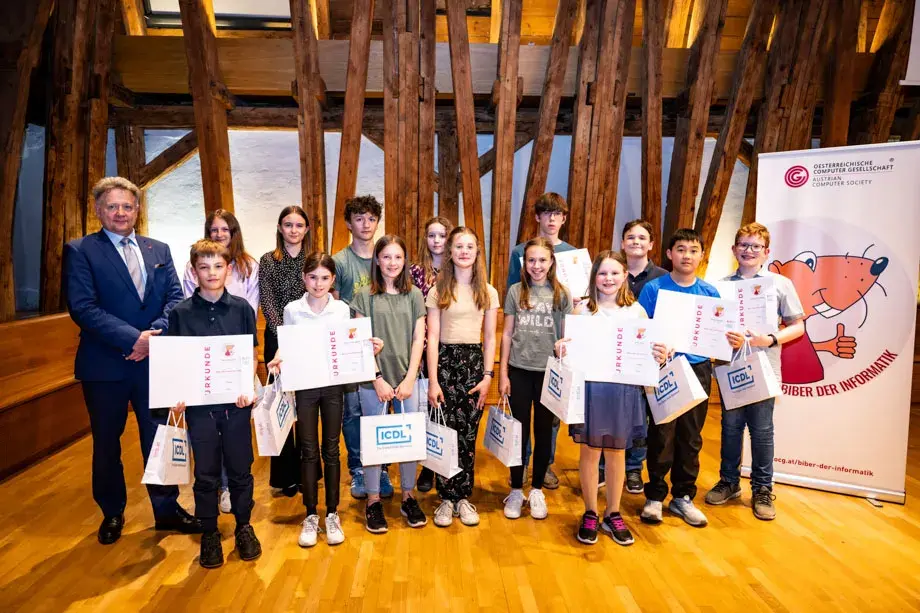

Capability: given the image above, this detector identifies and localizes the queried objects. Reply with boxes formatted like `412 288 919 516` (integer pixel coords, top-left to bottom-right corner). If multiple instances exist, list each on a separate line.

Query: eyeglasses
104 203 136 214
736 243 765 253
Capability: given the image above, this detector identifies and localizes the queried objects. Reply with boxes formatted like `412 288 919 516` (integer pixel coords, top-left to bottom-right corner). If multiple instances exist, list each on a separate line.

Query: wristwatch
768 334 778 348
484 370 495 378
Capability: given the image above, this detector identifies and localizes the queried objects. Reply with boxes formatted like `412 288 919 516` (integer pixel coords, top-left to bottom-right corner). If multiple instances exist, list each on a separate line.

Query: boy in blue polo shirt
168 239 261 568
637 228 719 528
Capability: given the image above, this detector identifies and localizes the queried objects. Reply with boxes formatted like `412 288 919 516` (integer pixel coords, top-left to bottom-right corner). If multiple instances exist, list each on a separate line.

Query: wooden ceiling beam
310 0 332 39
120 0 147 36
661 0 728 262
135 130 199 190
666 0 695 47
821 0 860 148
641 0 666 263
696 0 775 269
490 0 502 44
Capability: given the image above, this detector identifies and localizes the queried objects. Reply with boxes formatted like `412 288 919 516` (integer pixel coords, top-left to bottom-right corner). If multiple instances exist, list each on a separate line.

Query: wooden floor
2 407 920 612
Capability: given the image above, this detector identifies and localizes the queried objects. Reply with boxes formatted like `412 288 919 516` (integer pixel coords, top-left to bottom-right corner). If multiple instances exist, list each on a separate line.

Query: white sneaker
434 500 454 528
456 499 480 526
640 499 663 524
325 512 345 545
503 489 525 519
219 489 232 514
669 495 708 527
299 514 321 547
528 489 548 520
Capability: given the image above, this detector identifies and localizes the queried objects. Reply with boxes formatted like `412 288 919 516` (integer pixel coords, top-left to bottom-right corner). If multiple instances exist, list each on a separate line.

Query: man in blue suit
64 176 203 544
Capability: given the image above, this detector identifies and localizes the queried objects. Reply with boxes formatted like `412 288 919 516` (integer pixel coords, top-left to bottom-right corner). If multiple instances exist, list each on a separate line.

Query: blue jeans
357 387 421 496
342 388 363 475
523 418 558 468
719 397 775 490
625 444 647 473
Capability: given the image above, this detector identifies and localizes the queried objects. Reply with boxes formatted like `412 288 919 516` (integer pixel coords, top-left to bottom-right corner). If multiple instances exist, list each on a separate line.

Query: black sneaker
365 501 388 534
199 531 224 569
417 467 435 493
576 511 599 544
601 512 635 546
705 480 742 505
625 470 643 494
235 524 262 561
400 497 428 528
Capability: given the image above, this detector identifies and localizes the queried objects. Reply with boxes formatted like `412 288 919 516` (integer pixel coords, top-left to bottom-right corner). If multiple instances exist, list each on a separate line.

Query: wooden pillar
517 0 577 245
120 0 147 36
666 0 695 47
397 1 421 258
489 0 522 296
446 0 484 241
0 0 53 321
661 0 728 262
330 0 374 253
115 125 148 236
42 0 94 314
437 127 460 226
381 0 400 243
821 0 860 148
695 0 775 268
177 0 234 214
641 0 666 262
418 0 437 235
291 0 328 251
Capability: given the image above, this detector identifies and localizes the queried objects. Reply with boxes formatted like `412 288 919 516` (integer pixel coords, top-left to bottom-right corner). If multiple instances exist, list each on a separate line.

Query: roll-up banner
750 142 920 503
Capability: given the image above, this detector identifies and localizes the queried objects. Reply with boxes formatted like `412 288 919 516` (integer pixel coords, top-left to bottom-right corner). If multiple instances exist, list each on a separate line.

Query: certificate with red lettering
564 315 662 385
654 290 739 361
713 277 778 335
149 335 255 408
276 318 375 391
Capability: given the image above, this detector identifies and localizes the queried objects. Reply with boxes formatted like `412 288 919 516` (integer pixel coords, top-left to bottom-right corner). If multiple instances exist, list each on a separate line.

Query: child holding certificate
427 227 499 528
556 251 668 546
499 238 573 521
352 235 429 533
636 228 720 528
168 240 260 569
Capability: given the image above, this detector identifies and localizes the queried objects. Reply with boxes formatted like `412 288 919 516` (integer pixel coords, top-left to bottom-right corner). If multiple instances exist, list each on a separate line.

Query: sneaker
456 499 480 526
705 480 742 505
598 468 606 489
365 501 388 534
400 497 428 528
577 511 599 544
752 486 777 521
543 466 560 490
199 531 224 569
601 512 635 546
350 471 367 499
625 470 643 494
640 499 663 524
298 514 320 548
235 524 262 561
503 490 525 519
325 512 345 545
417 467 435 493
219 489 232 513
669 495 708 527
528 489 548 520
434 500 454 528
508 467 528 487
379 471 395 498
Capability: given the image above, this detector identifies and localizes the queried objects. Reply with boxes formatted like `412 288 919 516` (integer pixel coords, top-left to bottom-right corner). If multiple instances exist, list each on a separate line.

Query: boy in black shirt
168 239 261 568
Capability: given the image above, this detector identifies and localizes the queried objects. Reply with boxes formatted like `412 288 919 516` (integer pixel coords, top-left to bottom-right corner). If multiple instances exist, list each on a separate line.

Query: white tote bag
253 376 297 457
484 397 523 467
645 355 709 425
360 398 428 465
715 341 782 410
539 356 585 424
421 403 462 479
142 412 191 486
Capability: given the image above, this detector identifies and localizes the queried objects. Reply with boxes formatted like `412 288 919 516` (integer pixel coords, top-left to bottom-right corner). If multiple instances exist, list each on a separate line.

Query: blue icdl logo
489 420 505 445
728 365 755 392
655 372 679 403
276 397 292 428
427 432 444 457
548 369 564 400
376 424 413 446
171 438 187 463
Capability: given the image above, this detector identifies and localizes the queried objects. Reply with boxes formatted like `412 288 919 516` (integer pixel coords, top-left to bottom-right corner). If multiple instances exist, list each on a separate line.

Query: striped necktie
120 237 145 300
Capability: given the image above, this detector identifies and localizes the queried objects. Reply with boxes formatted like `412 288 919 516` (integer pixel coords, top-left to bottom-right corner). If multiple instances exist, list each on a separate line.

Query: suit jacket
64 231 183 381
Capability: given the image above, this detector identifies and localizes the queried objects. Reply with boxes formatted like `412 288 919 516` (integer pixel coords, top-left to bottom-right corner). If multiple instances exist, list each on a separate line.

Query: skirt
569 381 647 450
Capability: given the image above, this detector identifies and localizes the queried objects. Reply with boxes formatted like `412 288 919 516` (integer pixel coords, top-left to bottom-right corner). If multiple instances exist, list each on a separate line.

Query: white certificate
149 335 255 408
564 314 662 386
654 290 739 361
277 318 376 391
520 248 592 298
713 277 778 335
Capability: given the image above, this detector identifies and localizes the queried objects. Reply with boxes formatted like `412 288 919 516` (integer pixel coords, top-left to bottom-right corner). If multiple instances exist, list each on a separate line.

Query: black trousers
644 360 713 502
295 386 344 513
82 376 179 520
508 366 555 489
264 328 301 489
185 405 254 532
